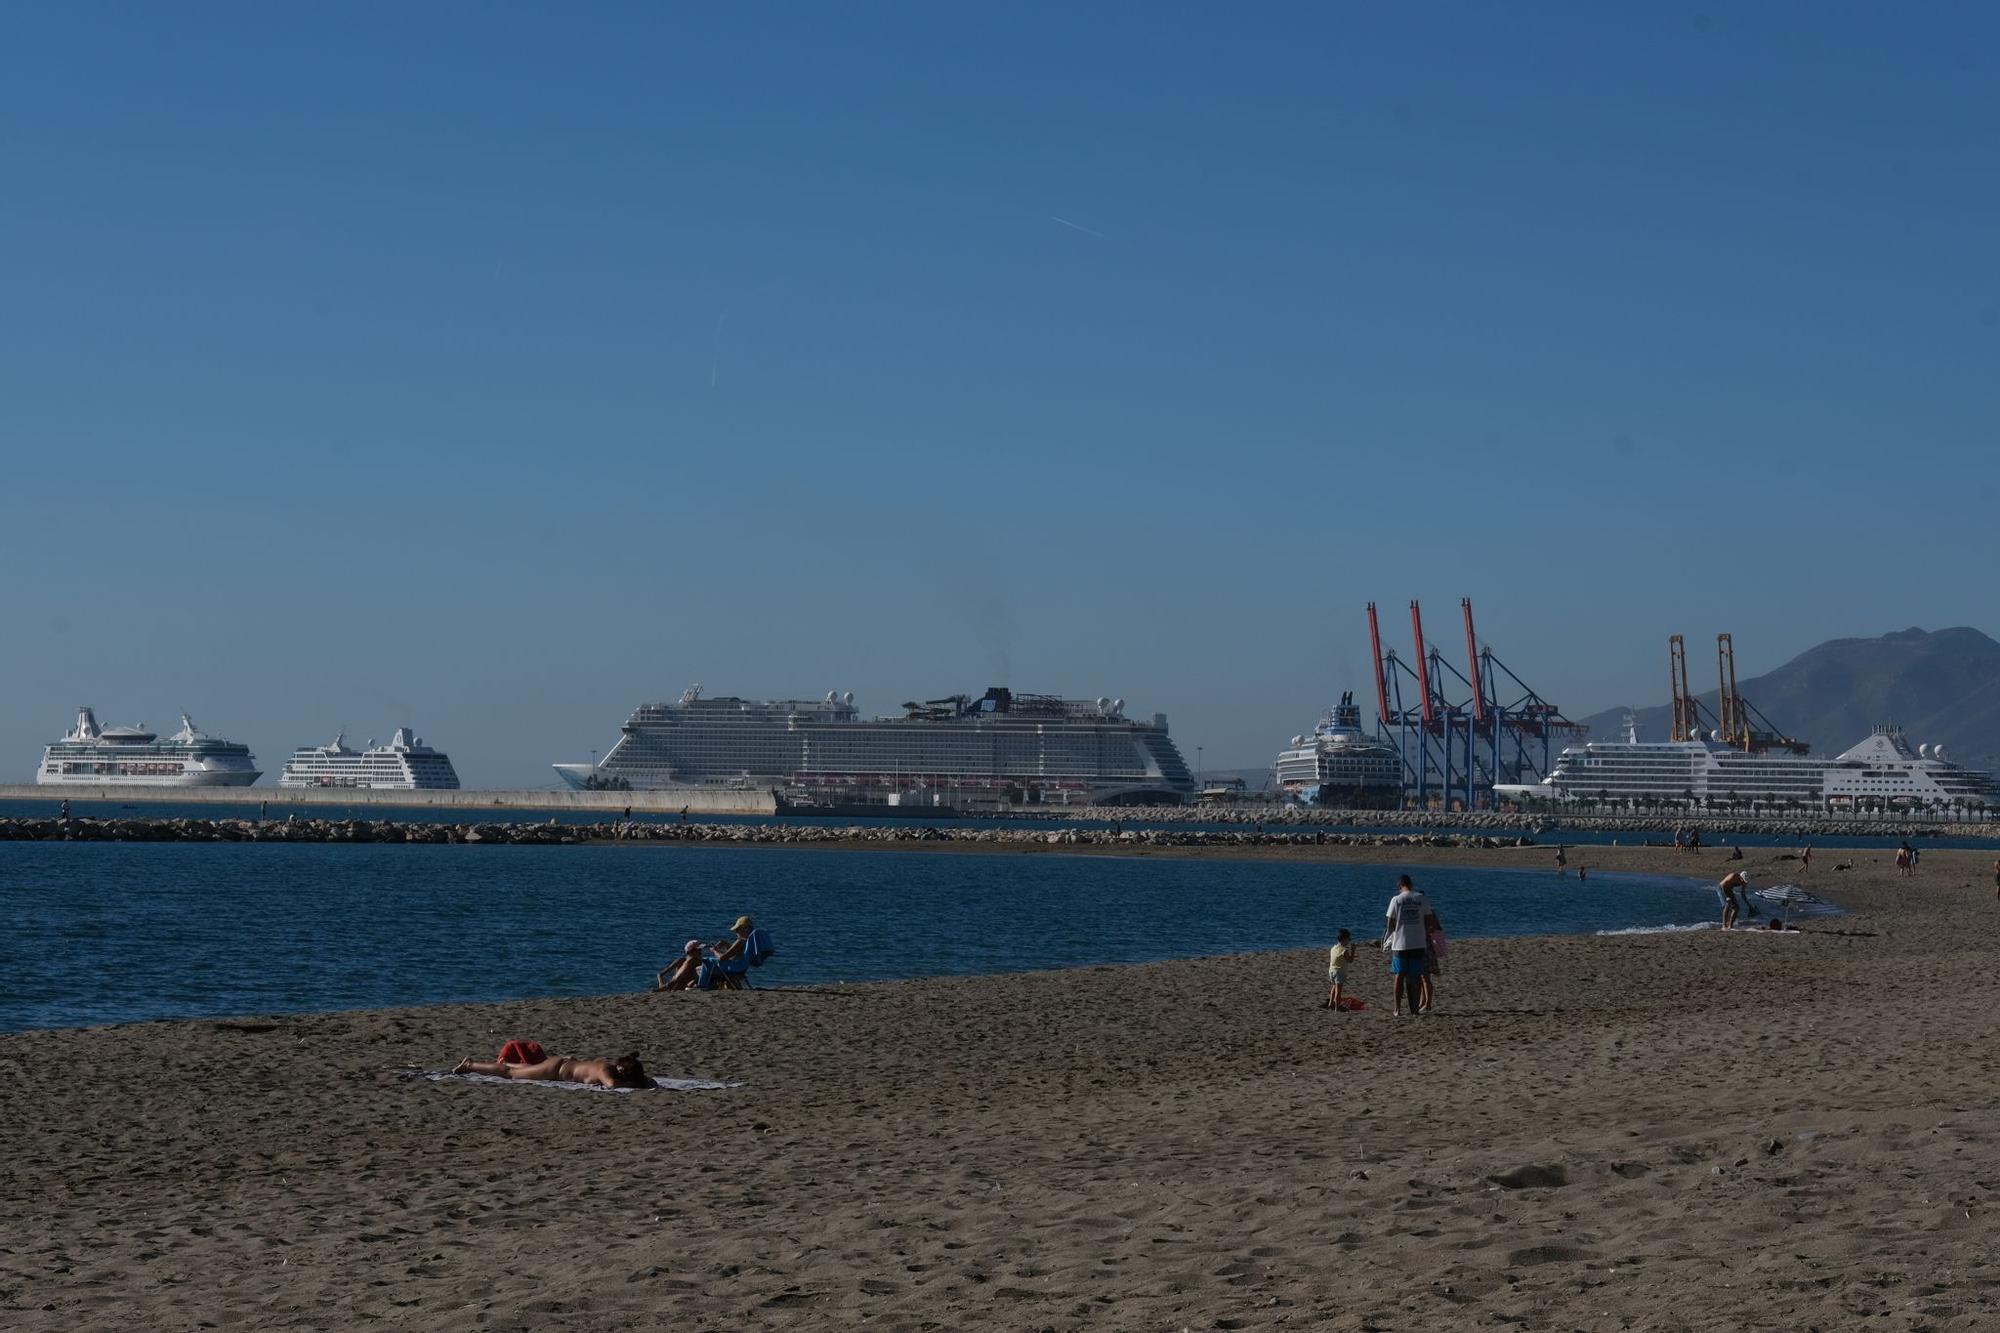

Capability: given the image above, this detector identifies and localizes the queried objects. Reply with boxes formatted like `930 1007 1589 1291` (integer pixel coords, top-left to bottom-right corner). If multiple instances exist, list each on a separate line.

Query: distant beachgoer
1765 917 1800 932
58 799 70 820
1690 828 1702 854
654 940 706 992
1384 875 1429 1017
1728 846 1743 861
1577 865 1587 883
1895 842 1913 877
1422 909 1448 1013
1326 929 1355 1011
624 805 632 820
259 799 268 820
1718 869 1749 929
1802 845 1812 873
451 1050 650 1089
1555 845 1568 874
1910 845 1921 872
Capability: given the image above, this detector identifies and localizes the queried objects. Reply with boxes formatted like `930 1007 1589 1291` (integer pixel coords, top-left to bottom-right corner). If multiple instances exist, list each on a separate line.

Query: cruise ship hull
35 766 261 788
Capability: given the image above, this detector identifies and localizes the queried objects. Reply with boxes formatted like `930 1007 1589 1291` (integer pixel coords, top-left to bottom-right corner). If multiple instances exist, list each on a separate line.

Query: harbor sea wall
0 784 780 817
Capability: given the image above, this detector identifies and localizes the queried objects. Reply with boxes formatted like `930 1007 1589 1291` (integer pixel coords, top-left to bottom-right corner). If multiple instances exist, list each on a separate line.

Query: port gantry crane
1664 633 1809 754
1366 599 1586 810
1716 633 1810 754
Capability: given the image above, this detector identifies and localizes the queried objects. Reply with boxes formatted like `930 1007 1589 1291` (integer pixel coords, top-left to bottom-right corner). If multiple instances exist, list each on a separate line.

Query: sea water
0 842 1722 1032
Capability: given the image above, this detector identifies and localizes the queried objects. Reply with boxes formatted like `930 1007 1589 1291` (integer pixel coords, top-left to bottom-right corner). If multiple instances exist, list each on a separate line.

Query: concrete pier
0 784 780 816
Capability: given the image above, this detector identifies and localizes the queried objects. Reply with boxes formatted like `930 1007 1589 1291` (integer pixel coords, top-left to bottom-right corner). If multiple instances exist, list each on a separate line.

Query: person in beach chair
653 940 707 992
451 1049 651 1089
704 915 777 990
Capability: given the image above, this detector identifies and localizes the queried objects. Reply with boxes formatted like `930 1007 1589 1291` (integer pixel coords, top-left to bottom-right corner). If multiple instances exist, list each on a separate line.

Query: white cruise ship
1495 721 1997 814
36 709 261 787
556 685 1193 807
1273 693 1403 807
278 728 460 790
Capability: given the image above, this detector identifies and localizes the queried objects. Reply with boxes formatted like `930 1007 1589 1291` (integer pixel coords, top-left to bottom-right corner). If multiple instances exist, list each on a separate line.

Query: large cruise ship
36 709 262 787
278 728 461 790
1273 692 1403 807
555 685 1195 807
1495 721 1998 813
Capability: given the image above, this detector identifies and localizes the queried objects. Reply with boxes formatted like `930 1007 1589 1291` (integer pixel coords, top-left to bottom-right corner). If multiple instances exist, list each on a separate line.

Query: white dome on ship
1710 729 1724 742
843 691 855 705
1096 697 1110 711
826 691 838 703
1112 698 1124 714
1919 743 1930 757
1934 744 1948 760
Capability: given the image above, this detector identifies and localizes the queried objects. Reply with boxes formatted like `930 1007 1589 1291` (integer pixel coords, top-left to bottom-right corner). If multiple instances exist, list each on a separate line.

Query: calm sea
0 842 1722 1032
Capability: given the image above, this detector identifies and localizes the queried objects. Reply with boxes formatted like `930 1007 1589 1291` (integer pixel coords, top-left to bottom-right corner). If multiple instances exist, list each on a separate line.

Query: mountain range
1577 627 2000 767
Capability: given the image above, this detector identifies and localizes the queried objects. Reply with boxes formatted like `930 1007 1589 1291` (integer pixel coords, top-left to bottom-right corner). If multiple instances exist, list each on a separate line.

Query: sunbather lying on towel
451 1051 651 1089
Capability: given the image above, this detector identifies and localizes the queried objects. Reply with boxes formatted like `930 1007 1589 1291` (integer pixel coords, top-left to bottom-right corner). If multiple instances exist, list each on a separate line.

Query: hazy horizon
4 5 1997 785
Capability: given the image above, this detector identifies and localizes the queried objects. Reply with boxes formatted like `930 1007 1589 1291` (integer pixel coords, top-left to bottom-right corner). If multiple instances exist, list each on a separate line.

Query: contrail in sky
1049 215 1108 239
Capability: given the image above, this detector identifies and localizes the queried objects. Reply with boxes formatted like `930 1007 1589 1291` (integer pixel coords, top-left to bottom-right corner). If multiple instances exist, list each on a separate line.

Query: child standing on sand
1326 929 1354 1010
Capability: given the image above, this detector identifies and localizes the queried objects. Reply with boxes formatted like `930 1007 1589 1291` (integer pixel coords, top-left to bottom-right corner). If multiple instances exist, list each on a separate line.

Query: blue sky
2 3 1995 784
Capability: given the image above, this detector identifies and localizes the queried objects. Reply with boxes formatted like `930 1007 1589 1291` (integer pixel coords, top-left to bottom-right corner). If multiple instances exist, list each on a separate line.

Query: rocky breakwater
0 816 1535 851
594 822 1535 850
994 803 2000 840
0 817 590 845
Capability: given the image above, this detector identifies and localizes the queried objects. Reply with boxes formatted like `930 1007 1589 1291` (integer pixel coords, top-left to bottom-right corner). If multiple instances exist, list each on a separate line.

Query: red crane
1461 598 1485 727
1410 600 1435 730
1366 602 1391 728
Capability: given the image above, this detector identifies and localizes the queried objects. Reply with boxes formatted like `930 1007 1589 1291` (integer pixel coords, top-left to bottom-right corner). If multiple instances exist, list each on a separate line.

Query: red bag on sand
497 1039 546 1065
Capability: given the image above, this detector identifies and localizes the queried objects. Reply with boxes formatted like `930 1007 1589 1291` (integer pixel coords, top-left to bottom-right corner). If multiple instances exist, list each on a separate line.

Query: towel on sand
403 1069 740 1093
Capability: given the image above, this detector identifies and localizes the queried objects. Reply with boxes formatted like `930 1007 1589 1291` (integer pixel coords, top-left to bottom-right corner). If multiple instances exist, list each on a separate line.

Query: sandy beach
6 843 1999 1331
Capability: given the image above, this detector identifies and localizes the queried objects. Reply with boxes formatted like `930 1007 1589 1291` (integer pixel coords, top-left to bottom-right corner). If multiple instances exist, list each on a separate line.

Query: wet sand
5 844 1999 1331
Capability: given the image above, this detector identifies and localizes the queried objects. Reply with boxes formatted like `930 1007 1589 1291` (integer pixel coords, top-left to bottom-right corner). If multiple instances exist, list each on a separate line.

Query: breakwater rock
994 804 1999 840
0 816 1535 852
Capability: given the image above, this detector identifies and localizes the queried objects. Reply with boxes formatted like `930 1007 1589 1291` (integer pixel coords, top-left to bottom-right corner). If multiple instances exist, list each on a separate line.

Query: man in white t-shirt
1384 874 1430 1017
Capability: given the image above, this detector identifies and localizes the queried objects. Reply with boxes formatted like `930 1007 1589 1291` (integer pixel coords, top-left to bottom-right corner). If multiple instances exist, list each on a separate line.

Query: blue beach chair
706 923 777 990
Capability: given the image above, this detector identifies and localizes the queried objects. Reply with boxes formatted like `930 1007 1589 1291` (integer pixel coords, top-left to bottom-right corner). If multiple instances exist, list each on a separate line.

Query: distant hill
1577 627 2000 768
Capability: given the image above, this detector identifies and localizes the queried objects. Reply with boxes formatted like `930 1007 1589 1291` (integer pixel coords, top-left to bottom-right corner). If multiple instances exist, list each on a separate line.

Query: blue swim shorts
1390 948 1427 976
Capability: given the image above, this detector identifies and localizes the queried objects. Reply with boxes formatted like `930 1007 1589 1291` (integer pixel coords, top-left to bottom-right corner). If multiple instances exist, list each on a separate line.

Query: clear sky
2 4 1995 784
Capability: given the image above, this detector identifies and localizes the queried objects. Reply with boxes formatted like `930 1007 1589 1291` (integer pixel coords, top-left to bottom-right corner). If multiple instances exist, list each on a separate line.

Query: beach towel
403 1069 740 1094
